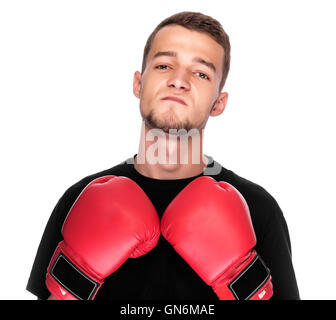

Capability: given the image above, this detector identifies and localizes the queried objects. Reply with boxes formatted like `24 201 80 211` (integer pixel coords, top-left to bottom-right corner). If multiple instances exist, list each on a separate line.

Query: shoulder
225 169 279 212
212 164 285 239
214 164 280 214
58 158 133 209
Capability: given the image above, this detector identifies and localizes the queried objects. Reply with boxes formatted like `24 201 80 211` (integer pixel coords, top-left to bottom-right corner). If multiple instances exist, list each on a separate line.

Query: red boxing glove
46 176 160 300
161 176 273 300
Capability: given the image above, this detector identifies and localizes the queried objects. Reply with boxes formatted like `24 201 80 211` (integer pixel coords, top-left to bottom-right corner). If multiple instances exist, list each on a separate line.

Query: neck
134 121 208 180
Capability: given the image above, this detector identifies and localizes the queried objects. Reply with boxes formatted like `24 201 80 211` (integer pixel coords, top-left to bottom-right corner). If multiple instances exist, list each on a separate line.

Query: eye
155 65 169 70
196 72 210 80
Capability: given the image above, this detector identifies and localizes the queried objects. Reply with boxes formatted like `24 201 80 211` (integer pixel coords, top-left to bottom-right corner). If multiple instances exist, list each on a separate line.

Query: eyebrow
152 51 216 73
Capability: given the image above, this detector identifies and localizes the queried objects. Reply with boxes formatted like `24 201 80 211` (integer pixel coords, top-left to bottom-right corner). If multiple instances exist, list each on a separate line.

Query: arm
27 179 94 299
255 197 300 299
27 194 71 300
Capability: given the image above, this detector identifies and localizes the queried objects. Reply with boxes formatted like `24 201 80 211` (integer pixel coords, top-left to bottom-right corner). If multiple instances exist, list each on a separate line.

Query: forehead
148 25 224 71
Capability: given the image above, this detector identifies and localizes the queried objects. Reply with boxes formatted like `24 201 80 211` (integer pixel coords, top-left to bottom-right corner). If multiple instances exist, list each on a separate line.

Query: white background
0 0 335 300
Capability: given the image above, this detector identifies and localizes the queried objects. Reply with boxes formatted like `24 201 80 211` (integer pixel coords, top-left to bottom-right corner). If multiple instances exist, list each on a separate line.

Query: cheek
141 75 165 100
192 83 216 109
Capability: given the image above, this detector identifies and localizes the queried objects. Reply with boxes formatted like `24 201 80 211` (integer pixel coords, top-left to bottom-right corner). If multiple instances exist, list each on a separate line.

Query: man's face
134 25 228 133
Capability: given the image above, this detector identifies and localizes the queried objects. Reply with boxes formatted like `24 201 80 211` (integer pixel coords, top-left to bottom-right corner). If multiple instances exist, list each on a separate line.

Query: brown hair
141 11 231 91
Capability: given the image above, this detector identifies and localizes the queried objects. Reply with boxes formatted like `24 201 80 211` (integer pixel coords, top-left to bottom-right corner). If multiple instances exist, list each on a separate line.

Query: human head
133 11 230 135
141 11 231 92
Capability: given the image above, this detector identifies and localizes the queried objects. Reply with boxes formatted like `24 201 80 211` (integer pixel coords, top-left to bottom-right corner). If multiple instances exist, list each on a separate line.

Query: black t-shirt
26 155 300 300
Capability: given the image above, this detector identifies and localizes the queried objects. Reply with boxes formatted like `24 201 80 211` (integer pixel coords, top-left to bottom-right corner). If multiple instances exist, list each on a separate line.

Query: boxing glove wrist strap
213 253 271 300
49 252 101 300
46 243 103 300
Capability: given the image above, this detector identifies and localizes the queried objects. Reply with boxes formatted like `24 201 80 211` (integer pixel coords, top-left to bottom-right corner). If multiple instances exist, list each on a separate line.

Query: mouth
162 96 187 106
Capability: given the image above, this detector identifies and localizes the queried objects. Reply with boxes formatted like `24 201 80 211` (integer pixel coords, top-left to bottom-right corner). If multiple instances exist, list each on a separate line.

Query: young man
26 11 300 300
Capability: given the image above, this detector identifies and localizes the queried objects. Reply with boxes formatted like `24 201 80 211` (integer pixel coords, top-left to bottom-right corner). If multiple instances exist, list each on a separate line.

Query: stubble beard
142 108 195 134
140 98 217 135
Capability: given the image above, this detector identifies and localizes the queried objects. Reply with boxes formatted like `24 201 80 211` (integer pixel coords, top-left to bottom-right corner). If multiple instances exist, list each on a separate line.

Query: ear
210 91 228 117
133 71 142 99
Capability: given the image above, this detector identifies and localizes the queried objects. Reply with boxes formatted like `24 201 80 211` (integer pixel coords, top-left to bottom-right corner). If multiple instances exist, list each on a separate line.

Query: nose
167 69 191 91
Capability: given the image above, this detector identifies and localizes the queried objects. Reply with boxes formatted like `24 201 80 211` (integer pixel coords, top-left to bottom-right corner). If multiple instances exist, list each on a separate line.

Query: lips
162 96 187 105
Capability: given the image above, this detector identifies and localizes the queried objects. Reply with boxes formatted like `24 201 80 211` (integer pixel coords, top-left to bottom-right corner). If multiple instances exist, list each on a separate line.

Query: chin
143 107 197 133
